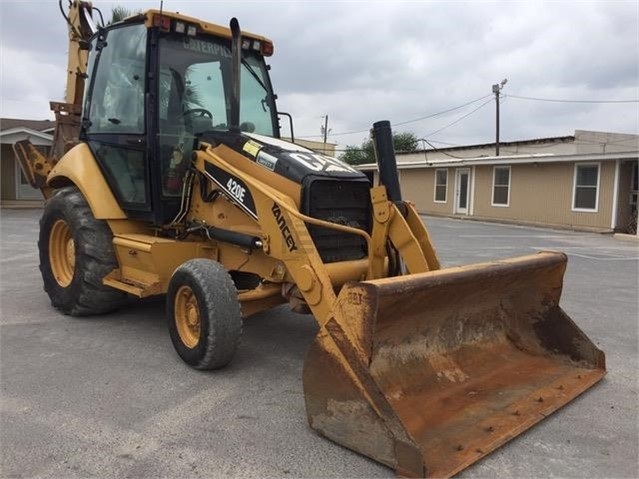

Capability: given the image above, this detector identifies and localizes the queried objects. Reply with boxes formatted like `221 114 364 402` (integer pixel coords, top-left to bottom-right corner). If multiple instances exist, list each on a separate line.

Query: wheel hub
49 219 75 287
187 305 199 326
175 286 201 348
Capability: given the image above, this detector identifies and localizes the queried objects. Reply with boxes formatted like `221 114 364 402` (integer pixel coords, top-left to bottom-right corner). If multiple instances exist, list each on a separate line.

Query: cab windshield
158 33 277 137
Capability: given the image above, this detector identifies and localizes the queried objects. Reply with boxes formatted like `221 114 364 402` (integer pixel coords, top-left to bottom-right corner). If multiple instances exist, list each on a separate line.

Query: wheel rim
49 219 75 287
175 285 201 349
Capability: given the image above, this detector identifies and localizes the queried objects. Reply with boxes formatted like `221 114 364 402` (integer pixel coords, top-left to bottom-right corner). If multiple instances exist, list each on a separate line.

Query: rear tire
167 259 242 370
39 186 127 315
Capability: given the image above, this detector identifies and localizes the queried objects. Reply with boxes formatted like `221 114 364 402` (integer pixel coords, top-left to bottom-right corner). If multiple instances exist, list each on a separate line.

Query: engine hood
199 131 366 184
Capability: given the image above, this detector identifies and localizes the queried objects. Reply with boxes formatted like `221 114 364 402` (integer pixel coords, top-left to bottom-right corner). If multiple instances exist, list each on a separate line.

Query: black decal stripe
199 131 367 184
203 162 258 220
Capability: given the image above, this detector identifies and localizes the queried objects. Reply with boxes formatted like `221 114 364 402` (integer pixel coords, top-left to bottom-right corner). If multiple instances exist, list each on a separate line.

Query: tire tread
167 259 242 370
39 186 127 316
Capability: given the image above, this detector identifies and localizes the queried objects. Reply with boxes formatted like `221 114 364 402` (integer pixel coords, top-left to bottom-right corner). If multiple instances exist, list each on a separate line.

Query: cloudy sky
1 1 637 152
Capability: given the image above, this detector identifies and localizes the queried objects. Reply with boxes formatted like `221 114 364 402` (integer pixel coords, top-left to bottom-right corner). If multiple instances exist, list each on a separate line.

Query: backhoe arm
62 0 96 106
13 2 96 198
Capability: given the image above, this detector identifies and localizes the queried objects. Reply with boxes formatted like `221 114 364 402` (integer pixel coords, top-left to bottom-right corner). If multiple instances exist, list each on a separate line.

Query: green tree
340 131 419 165
339 145 370 165
393 132 420 153
108 7 140 25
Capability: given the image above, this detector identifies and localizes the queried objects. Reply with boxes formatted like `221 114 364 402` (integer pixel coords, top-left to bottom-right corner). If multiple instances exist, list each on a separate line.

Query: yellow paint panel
111 234 216 296
47 143 126 220
142 9 273 46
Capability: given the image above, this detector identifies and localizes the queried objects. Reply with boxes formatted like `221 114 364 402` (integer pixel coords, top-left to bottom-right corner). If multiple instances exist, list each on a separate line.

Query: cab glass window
88 24 147 134
158 34 276 137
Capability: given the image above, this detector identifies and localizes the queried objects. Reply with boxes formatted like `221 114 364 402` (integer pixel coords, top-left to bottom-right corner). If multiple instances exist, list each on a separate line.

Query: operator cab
81 12 278 224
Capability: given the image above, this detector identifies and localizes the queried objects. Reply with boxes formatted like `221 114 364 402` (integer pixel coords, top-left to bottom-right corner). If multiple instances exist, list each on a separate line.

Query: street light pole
492 79 507 156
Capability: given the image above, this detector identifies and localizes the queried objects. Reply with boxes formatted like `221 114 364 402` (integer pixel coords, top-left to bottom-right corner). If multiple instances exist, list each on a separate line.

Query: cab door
83 23 152 220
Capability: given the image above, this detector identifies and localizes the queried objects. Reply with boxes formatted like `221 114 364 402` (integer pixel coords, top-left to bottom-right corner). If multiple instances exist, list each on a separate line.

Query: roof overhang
356 150 639 170
0 127 53 144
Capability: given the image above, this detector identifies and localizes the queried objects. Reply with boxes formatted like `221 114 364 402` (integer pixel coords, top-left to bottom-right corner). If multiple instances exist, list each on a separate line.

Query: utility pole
322 115 329 146
320 115 331 154
492 79 507 156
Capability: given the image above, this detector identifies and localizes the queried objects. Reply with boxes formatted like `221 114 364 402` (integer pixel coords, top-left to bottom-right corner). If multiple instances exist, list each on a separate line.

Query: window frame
82 22 153 218
491 165 511 207
433 168 448 203
572 162 600 213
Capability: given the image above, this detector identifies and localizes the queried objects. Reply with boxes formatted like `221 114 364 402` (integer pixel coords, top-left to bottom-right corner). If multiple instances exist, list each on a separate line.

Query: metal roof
405 135 576 154
356 150 638 170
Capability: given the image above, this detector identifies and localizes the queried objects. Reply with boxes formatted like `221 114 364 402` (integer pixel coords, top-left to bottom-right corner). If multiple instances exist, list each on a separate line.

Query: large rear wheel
39 186 127 315
167 259 242 370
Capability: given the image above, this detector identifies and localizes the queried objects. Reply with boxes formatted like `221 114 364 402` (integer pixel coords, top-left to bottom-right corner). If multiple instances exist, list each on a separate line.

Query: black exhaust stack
371 120 402 202
229 18 241 133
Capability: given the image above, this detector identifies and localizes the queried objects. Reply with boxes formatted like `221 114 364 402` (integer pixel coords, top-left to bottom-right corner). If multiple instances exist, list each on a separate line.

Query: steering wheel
179 108 213 119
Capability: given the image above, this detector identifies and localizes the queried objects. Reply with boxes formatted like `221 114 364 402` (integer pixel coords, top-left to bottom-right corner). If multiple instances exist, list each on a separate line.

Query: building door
15 159 43 200
629 161 638 235
455 168 470 215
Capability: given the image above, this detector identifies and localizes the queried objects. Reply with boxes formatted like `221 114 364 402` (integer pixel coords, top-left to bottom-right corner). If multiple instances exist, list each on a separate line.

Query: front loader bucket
303 252 605 478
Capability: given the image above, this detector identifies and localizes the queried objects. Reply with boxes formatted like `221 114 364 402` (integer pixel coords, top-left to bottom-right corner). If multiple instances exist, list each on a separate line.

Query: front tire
39 186 127 315
167 259 242 370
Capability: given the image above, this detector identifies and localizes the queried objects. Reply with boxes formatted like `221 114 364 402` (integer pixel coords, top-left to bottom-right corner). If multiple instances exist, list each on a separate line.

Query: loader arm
193 141 441 323
195 143 354 323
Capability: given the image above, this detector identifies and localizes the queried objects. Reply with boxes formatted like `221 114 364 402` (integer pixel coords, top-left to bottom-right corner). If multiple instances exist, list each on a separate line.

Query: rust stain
430 353 469 383
303 252 606 478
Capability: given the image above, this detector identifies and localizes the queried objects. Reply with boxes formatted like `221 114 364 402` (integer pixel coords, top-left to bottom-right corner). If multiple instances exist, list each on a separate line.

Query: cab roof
117 9 274 46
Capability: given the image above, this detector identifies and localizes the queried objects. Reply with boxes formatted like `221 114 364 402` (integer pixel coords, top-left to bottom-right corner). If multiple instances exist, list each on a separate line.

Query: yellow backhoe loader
15 2 605 477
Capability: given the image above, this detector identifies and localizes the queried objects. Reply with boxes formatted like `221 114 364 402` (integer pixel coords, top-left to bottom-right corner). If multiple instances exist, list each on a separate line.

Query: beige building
284 138 336 157
1 119 55 204
360 130 638 234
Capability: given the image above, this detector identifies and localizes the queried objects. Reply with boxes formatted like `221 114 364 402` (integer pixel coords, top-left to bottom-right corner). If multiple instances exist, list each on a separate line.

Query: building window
434 169 447 203
572 163 600 212
492 166 510 206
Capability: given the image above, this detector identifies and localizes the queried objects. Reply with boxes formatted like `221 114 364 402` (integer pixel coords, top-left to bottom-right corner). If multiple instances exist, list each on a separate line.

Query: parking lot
1 208 637 478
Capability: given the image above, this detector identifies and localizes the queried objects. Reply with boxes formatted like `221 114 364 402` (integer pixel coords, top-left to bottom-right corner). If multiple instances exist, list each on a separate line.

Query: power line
422 98 494 138
296 94 493 139
420 138 468 159
505 94 639 104
318 99 495 153
297 92 637 141
393 94 493 127
423 139 459 146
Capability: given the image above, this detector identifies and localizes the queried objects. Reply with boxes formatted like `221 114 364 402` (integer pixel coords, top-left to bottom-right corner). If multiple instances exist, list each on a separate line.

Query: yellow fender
47 143 126 219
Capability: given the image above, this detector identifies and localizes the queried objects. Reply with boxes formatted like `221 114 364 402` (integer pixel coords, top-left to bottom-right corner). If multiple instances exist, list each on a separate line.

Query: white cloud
1 0 637 149
0 45 67 119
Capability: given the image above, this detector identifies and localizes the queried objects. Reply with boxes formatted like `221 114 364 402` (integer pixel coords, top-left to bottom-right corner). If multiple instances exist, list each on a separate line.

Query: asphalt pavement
1 209 637 478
